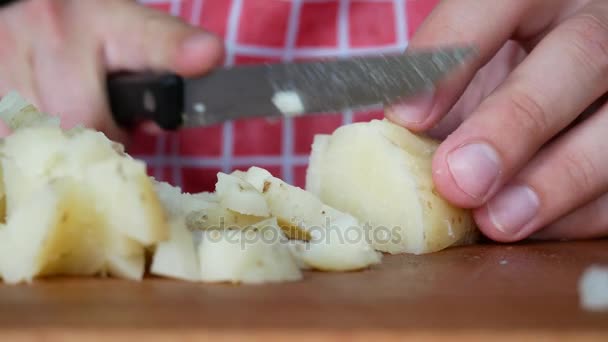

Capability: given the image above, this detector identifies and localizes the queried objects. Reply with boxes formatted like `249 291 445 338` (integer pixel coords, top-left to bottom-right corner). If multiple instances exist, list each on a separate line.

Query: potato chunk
306 119 478 254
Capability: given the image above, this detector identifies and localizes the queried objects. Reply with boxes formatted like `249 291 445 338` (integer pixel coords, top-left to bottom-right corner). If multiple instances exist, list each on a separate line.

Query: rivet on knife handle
107 72 185 130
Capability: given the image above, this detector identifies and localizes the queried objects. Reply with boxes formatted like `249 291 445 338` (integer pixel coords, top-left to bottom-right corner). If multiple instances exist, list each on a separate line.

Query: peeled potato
306 119 478 255
154 180 217 218
84 158 168 246
242 167 382 271
185 206 264 231
0 93 167 284
216 172 270 217
198 218 302 284
151 218 200 281
0 180 106 283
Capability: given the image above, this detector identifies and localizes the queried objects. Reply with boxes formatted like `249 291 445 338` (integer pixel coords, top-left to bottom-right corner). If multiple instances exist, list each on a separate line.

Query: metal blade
182 46 475 127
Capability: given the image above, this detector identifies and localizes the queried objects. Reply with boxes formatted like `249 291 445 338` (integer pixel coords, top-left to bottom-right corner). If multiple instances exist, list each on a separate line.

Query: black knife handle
107 72 185 130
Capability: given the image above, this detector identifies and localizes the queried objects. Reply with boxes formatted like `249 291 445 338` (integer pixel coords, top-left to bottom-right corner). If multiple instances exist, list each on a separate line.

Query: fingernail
487 185 540 235
389 91 435 124
182 33 215 52
447 143 501 199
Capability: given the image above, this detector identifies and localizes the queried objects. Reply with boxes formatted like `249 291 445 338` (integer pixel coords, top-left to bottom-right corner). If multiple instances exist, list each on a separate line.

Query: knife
106 46 475 130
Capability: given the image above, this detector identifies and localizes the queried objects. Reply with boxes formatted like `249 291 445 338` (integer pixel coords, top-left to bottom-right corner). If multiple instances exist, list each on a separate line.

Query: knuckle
564 13 608 77
560 149 600 196
505 88 550 135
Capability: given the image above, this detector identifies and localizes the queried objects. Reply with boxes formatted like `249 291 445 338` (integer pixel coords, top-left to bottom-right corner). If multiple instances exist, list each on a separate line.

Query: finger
473 101 608 242
99 0 224 77
30 27 129 143
432 1 608 208
530 192 608 241
426 41 526 139
386 0 557 130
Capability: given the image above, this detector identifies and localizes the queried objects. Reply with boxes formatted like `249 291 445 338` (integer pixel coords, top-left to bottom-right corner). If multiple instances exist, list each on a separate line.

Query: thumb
99 1 224 77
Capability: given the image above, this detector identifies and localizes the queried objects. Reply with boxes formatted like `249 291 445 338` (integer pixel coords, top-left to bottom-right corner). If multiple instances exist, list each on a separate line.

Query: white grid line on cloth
338 0 353 126
169 0 181 15
190 0 204 25
394 0 408 49
136 0 413 186
141 155 310 168
221 0 244 173
280 0 304 184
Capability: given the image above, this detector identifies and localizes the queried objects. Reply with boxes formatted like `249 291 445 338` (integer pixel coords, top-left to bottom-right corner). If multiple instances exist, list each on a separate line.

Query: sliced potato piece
0 180 106 284
153 180 217 218
247 167 381 271
305 134 330 197
84 158 168 246
198 218 302 284
151 218 200 281
216 172 270 217
306 119 477 255
103 230 146 281
185 206 265 231
232 167 273 193
0 92 60 130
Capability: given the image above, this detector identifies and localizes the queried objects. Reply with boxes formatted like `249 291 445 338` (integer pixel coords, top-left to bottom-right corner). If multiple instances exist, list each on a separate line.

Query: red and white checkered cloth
133 0 438 193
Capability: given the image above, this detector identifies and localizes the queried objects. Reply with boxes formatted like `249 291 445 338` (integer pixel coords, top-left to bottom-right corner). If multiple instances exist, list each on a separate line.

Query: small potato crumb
579 265 608 311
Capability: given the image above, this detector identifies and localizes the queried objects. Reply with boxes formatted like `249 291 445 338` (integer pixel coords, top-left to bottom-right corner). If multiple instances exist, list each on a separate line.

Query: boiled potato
185 206 264 231
151 218 200 281
103 229 146 281
83 158 168 246
154 180 217 218
216 172 270 217
0 93 167 283
306 119 478 255
0 180 106 283
0 91 60 130
242 167 382 271
231 167 273 193
198 218 302 284
0 173 152 284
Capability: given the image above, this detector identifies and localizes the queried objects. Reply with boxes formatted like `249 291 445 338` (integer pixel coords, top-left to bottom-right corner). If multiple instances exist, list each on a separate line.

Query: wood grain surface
0 240 607 341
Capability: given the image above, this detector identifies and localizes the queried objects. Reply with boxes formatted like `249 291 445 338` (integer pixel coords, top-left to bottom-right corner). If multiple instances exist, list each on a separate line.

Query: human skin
387 0 608 242
0 0 224 143
1 0 607 242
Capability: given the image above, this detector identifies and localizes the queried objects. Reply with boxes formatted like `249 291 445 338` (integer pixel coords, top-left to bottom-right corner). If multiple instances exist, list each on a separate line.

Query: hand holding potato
388 0 608 242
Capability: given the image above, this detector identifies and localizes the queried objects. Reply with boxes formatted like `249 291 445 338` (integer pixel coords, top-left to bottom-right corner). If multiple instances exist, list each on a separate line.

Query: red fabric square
183 0 232 38
406 0 439 37
296 2 338 47
237 0 291 47
178 126 223 157
234 55 281 65
127 128 161 156
349 1 396 47
293 165 308 190
181 167 222 193
293 114 342 155
233 118 283 156
175 0 196 23
353 109 384 123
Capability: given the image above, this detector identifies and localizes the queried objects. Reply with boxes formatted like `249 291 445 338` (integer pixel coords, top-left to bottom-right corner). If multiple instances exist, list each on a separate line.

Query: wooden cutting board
0 240 606 341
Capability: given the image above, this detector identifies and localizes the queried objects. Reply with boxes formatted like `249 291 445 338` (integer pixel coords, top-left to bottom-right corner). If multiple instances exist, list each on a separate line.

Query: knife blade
107 46 475 130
